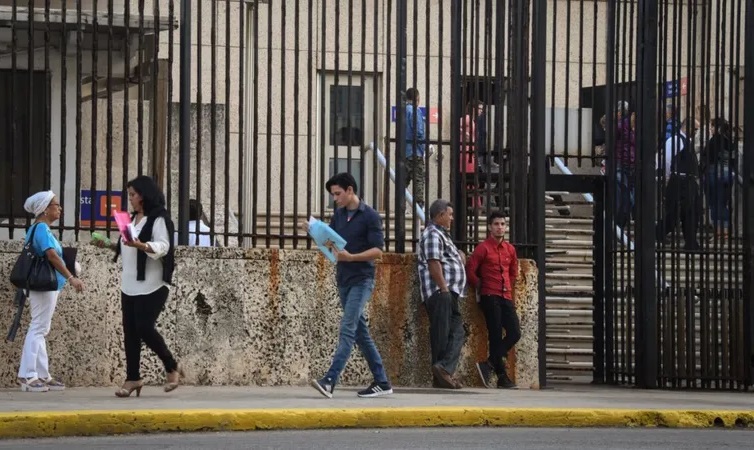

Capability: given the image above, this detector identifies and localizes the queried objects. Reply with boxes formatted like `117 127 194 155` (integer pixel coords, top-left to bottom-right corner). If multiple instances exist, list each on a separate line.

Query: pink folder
113 211 134 242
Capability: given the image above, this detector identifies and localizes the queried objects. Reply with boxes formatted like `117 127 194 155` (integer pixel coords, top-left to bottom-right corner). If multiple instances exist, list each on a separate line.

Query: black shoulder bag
9 223 59 294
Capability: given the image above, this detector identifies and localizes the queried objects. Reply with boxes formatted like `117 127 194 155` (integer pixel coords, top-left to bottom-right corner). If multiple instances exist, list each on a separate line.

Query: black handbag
9 223 59 293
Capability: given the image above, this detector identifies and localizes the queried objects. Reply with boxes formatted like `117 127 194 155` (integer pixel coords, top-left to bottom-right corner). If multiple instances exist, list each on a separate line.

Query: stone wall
0 243 539 389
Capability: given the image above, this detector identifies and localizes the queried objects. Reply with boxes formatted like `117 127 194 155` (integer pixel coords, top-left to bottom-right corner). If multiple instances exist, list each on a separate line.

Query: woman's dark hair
126 175 166 216
711 118 732 139
325 172 358 194
406 87 420 103
189 199 209 223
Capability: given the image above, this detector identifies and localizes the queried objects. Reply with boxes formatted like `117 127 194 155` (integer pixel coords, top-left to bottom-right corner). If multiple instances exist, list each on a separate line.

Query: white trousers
18 290 59 380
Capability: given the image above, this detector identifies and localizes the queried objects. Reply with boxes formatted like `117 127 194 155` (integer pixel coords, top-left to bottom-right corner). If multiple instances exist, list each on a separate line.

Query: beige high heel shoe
115 380 144 398
164 366 185 392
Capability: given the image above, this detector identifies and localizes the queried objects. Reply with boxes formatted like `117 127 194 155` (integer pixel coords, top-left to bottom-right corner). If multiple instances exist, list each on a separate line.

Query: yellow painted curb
1 408 753 439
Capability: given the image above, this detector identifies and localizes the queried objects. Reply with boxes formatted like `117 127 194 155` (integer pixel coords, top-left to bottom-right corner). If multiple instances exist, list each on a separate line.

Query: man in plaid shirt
417 199 467 389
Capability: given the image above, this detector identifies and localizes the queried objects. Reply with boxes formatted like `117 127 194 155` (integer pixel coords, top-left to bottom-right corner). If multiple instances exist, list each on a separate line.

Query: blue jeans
706 166 732 229
325 279 388 384
615 166 635 229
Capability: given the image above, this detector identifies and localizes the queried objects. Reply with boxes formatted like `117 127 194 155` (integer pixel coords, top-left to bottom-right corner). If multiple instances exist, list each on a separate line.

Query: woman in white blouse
95 176 184 397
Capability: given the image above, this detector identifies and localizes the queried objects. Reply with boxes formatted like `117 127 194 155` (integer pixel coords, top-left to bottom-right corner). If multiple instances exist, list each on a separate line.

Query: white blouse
120 216 171 296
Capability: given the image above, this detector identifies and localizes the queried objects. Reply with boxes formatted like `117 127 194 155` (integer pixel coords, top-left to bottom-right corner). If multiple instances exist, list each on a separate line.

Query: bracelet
67 275 75 281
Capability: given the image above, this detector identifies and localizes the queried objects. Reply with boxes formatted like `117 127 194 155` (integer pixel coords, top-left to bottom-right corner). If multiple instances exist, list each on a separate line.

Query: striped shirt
417 222 467 301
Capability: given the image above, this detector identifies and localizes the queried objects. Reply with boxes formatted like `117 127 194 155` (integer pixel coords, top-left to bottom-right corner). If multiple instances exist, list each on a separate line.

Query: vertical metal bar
319 0 327 221
210 0 217 245
265 0 273 247
563 0 571 166
75 0 83 239
279 0 287 248
137 0 145 176
370 0 378 214
451 0 463 241
167 0 175 215
509 0 529 246
59 0 68 235
237 0 246 245
306 0 314 248
384 0 393 249
530 0 548 389
437 0 444 200
743 0 754 388
294 0 301 248
604 0 617 383
106 0 114 233
89 0 98 235
44 0 51 220
178 0 192 245
395 0 408 253
252 2 259 246
634 0 659 389
195 0 203 246
223 0 231 246
360 0 367 203
26 0 35 232
593 178 606 383
8 1 17 235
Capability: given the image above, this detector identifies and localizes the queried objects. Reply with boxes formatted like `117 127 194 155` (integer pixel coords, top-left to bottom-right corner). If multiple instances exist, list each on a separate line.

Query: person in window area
17 191 85 392
664 103 681 142
301 173 393 399
614 101 636 230
173 199 215 247
700 118 736 240
656 119 701 250
465 212 520 389
94 176 184 397
417 199 467 389
404 87 427 208
475 102 499 173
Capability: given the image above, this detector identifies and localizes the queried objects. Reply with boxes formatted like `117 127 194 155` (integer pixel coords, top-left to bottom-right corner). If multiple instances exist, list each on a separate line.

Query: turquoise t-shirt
25 223 67 291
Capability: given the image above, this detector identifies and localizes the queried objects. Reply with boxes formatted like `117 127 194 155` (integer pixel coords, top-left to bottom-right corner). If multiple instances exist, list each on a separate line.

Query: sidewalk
0 383 752 438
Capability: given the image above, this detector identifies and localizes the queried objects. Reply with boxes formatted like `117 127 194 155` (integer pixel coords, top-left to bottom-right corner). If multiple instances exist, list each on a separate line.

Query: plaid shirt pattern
417 223 467 301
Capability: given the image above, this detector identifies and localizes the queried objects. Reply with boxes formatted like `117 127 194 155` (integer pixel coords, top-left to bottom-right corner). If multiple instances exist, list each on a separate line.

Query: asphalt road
1 428 752 449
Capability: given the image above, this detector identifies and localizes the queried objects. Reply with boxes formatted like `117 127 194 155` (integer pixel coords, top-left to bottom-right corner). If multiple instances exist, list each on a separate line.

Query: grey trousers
424 291 465 374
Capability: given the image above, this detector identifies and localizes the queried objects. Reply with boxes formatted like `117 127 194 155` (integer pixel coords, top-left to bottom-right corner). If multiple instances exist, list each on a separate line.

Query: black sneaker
357 381 393 398
311 377 335 398
497 371 518 389
476 361 493 388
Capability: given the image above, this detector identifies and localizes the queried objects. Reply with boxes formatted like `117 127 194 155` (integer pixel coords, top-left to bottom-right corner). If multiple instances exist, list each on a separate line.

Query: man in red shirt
466 212 520 388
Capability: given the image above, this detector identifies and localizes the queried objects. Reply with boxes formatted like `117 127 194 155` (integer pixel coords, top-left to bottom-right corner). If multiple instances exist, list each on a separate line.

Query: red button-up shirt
466 236 519 301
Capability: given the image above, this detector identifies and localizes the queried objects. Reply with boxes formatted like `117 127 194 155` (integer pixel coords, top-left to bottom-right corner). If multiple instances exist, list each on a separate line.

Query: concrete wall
0 242 539 389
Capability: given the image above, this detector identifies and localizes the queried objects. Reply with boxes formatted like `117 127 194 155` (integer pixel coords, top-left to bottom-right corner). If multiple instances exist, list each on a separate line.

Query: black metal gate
596 0 754 389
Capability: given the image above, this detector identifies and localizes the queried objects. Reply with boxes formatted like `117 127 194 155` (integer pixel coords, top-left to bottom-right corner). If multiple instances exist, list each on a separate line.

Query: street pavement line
0 408 753 439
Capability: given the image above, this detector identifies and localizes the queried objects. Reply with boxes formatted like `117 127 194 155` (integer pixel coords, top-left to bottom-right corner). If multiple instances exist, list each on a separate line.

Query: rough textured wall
0 243 539 388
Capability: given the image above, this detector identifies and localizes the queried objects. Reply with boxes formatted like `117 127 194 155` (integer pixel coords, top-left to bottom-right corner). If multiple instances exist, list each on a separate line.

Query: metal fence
592 0 754 389
0 1 752 389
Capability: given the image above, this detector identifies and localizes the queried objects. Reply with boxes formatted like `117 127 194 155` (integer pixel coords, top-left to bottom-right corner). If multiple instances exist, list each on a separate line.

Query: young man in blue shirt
301 172 393 398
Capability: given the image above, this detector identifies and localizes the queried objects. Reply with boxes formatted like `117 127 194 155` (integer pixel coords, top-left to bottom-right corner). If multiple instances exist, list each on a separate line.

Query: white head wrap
23 191 56 217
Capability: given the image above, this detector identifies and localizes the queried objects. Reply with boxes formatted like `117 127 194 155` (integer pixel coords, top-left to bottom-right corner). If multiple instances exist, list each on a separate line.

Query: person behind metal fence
94 176 184 397
173 199 214 247
404 87 426 207
17 191 85 392
300 172 393 399
465 212 520 389
700 118 736 240
656 119 701 250
417 199 467 389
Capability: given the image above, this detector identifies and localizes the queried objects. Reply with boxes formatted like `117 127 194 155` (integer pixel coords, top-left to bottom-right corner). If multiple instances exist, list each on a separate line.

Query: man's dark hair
406 88 419 103
488 211 506 225
326 172 358 194
126 175 166 216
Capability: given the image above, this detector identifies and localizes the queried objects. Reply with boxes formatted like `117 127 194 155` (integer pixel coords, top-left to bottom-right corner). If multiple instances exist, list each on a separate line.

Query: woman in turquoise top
17 191 84 392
